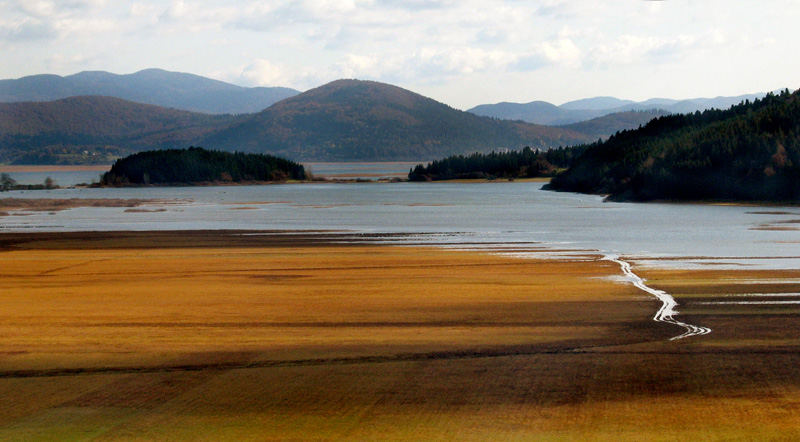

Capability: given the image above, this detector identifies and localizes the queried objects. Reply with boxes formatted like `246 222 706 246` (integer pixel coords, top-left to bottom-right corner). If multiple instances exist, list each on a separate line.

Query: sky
1 0 798 110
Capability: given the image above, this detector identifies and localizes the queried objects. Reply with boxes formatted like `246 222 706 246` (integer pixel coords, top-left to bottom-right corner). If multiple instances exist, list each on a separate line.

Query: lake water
3 181 799 269
1 162 420 186
2 170 105 186
305 162 419 179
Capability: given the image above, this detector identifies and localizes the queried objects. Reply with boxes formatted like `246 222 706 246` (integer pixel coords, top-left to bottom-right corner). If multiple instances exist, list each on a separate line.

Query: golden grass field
2 231 800 440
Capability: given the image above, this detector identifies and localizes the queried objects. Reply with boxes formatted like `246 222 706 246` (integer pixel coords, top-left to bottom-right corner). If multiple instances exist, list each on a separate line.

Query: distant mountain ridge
468 101 599 126
201 79 593 161
0 96 235 164
0 69 300 114
559 96 636 110
559 110 671 140
0 80 593 164
468 92 771 125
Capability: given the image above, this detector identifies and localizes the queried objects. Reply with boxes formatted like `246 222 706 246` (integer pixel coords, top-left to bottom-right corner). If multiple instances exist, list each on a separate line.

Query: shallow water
3 170 104 186
2 162 419 186
3 181 799 269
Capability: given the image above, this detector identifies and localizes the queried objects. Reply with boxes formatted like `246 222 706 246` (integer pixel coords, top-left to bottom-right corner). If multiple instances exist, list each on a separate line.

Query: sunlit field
2 232 800 440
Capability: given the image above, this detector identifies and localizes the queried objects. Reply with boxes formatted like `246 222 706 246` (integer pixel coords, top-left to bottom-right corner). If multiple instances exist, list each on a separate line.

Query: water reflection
2 181 799 269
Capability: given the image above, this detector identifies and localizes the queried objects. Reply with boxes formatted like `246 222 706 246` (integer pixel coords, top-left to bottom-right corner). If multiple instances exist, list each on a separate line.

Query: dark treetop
408 146 586 181
101 147 305 185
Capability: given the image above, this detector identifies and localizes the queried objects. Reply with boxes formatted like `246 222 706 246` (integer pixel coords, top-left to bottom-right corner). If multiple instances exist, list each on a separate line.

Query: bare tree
0 173 16 191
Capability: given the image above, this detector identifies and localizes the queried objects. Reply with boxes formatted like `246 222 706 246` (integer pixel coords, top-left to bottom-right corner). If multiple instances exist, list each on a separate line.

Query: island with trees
100 147 306 186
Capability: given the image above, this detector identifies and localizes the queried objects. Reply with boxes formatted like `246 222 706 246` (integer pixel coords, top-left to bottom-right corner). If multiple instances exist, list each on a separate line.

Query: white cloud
159 0 189 21
540 37 581 68
240 58 288 86
12 0 57 18
10 0 106 17
0 18 57 42
1 0 799 107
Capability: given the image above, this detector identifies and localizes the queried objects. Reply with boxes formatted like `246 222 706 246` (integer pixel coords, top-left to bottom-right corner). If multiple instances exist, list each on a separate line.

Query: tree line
408 145 587 181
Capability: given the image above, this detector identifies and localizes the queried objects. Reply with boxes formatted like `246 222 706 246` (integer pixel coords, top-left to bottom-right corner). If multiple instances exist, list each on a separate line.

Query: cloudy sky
1 0 798 109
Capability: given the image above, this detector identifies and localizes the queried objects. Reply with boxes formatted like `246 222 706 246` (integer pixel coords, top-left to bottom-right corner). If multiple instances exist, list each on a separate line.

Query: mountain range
468 92 769 125
0 69 299 114
0 80 592 164
0 68 781 164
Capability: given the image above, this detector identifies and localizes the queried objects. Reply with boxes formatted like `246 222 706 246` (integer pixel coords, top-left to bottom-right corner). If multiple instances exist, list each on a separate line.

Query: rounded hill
203 79 590 161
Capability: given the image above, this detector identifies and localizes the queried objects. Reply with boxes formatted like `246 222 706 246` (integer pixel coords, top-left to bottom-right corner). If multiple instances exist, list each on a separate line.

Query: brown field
1 232 800 439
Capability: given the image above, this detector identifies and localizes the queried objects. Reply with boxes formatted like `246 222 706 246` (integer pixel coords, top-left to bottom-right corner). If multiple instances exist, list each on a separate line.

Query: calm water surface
2 162 418 185
4 170 104 186
3 181 799 269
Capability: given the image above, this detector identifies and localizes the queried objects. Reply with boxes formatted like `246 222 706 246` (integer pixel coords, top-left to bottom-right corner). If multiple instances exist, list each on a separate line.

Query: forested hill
202 79 593 161
559 110 670 140
101 147 305 185
0 96 235 164
546 89 800 202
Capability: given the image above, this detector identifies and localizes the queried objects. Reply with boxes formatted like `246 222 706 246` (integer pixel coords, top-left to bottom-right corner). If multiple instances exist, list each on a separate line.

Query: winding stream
604 254 711 340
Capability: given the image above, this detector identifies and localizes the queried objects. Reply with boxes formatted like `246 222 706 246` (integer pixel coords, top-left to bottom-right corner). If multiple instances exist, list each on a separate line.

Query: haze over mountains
0 80 591 164
0 69 299 114
560 110 670 140
0 96 235 164
468 93 769 125
0 68 781 164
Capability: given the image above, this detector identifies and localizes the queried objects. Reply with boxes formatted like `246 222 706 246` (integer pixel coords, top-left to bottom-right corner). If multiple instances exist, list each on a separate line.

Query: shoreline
0 165 110 173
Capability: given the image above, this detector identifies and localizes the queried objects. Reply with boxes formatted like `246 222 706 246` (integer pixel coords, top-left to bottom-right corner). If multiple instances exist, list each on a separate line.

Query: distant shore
0 165 110 173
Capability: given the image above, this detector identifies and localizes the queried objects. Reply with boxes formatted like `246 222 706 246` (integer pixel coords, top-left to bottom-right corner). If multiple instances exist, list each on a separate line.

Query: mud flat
0 198 182 215
2 231 800 439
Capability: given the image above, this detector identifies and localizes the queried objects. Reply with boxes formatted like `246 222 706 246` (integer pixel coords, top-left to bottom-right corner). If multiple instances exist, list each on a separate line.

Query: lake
3 180 799 269
0 162 422 186
0 166 107 186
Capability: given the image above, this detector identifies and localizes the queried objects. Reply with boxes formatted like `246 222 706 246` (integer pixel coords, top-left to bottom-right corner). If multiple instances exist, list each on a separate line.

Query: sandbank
0 198 182 214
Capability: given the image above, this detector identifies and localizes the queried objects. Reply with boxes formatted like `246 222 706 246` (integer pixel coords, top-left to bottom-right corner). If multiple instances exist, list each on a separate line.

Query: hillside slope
0 69 299 114
469 92 769 126
468 101 597 125
203 79 592 161
547 89 800 202
0 96 234 164
560 110 669 140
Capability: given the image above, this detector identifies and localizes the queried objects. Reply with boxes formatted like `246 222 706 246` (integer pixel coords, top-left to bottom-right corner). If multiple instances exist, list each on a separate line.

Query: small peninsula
408 146 585 181
546 89 800 202
100 147 306 186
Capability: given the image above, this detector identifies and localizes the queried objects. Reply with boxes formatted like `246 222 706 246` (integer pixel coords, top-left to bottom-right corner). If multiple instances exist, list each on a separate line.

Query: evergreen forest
101 147 305 185
547 89 800 201
408 146 586 181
